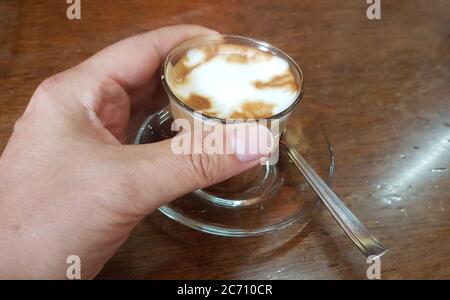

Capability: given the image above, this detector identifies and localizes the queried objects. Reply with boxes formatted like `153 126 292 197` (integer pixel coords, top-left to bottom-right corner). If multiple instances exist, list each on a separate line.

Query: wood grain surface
0 0 449 279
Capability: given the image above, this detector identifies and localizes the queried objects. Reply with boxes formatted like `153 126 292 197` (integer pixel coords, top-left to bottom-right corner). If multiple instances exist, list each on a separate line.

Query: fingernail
233 123 275 162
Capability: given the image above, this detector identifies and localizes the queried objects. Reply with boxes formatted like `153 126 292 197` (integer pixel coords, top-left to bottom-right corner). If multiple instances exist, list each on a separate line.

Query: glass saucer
135 111 334 237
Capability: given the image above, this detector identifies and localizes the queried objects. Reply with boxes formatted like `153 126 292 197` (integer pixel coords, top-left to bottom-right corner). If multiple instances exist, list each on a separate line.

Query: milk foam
167 44 299 119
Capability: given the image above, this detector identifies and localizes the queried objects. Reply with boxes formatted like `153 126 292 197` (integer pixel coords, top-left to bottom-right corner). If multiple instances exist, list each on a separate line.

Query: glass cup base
195 162 281 207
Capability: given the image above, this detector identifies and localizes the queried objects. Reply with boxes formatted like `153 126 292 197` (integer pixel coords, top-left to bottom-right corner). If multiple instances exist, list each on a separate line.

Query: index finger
83 24 218 91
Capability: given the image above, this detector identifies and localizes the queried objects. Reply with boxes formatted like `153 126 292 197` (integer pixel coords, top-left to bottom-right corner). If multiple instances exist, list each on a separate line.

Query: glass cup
160 35 304 207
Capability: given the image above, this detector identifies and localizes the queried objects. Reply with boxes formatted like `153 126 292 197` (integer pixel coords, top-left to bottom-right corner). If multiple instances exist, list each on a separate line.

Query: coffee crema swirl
166 43 299 119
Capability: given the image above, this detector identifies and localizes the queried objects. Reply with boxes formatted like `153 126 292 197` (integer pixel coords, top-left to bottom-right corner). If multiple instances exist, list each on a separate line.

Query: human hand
0 25 272 279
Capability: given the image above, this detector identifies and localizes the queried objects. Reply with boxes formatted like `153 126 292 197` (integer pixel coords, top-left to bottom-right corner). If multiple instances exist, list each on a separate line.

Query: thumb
119 123 275 213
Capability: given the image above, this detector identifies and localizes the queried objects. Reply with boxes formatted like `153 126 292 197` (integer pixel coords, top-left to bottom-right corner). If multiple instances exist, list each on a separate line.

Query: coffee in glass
161 35 304 206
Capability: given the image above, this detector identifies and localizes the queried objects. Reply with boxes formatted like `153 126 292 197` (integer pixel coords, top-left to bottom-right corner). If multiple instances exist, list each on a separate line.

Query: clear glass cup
160 35 304 207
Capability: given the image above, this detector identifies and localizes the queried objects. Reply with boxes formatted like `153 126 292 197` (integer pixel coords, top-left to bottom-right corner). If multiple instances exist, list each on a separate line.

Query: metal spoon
280 140 388 259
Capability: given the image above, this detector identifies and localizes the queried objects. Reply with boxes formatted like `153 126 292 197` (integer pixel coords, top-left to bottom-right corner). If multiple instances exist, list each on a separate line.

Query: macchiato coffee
166 43 299 119
160 36 304 206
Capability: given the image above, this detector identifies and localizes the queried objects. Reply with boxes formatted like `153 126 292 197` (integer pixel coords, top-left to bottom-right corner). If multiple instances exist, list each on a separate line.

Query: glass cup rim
160 34 304 124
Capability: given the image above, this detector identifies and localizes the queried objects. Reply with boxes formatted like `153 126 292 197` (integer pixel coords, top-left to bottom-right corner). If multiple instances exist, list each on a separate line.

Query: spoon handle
280 141 388 259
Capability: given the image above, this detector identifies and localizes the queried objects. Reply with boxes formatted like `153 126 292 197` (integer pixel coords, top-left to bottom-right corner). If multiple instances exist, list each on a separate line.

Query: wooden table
1 0 449 279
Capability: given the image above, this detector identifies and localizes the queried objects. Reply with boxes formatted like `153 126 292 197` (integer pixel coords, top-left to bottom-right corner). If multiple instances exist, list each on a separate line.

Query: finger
82 24 219 91
29 25 218 142
118 123 275 214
